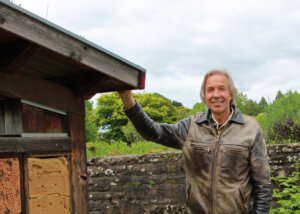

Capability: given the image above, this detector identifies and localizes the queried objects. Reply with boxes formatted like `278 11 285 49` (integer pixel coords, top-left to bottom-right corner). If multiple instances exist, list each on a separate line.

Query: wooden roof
0 0 146 100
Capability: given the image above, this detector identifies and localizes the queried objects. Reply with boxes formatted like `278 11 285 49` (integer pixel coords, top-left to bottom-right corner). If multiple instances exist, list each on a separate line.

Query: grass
86 141 179 158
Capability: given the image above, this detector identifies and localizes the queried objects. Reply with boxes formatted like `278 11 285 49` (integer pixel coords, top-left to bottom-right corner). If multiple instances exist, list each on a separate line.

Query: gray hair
200 69 238 106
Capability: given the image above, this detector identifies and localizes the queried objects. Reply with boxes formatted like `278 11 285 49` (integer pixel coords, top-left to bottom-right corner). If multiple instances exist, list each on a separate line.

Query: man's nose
212 89 220 97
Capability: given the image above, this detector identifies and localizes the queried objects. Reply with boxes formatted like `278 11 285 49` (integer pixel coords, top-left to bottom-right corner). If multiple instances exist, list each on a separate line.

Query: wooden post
68 99 88 214
0 99 22 136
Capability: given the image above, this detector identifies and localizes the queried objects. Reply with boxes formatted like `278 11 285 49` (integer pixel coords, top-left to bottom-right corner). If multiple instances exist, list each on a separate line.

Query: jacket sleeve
124 101 192 149
250 128 272 214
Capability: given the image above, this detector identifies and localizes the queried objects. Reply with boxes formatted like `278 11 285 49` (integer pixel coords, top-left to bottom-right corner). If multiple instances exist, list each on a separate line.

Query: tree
262 91 300 142
191 102 206 115
135 93 190 123
235 92 248 114
258 97 268 113
94 92 191 142
85 100 98 142
94 92 128 141
245 99 259 116
172 100 183 107
275 90 284 101
236 92 260 116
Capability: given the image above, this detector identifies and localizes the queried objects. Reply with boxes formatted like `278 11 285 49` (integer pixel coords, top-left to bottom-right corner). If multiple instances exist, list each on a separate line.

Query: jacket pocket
220 145 250 181
221 145 249 168
188 141 213 176
190 143 211 152
222 144 249 156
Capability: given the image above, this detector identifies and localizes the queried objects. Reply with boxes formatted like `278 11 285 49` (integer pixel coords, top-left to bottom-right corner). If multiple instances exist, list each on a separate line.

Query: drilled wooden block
27 157 70 214
0 158 21 214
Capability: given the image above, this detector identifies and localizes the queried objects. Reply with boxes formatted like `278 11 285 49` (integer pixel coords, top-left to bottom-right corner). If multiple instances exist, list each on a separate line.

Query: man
119 70 271 214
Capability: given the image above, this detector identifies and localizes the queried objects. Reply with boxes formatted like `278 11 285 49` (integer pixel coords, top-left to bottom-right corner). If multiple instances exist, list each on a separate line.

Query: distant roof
0 0 146 99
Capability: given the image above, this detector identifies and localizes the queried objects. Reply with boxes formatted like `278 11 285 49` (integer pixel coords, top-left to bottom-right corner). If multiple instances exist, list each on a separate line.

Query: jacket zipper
211 126 222 214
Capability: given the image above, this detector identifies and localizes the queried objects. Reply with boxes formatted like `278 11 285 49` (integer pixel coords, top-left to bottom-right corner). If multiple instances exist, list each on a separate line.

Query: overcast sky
13 0 300 107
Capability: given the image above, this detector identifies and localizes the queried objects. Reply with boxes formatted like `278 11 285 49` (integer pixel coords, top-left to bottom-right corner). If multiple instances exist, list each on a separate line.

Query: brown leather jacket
125 102 271 214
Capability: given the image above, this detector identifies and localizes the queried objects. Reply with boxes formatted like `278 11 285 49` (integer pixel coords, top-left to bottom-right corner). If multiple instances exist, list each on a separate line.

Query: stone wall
87 143 300 214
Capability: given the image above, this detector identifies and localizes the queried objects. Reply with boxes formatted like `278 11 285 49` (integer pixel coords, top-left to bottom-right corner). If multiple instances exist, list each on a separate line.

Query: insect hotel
0 1 146 213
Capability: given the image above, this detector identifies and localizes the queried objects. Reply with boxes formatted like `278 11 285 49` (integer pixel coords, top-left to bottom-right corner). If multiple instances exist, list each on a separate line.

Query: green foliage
270 163 300 214
258 97 268 112
94 92 191 142
256 112 268 132
172 100 183 107
150 180 156 186
94 92 128 141
135 181 142 188
85 100 98 142
191 102 206 115
86 141 178 158
275 90 284 101
235 92 248 114
136 92 190 123
269 118 300 143
121 121 145 143
236 92 261 116
262 91 300 143
120 92 191 143
245 99 260 116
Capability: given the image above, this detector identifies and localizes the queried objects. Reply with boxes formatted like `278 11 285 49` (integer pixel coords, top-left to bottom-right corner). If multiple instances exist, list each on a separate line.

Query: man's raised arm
118 90 136 110
118 90 190 149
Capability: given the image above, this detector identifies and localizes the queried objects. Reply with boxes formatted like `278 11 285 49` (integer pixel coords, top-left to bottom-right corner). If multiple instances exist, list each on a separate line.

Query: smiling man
119 69 271 214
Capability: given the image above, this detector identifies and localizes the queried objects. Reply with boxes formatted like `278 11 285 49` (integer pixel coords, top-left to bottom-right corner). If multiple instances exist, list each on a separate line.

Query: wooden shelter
0 1 146 213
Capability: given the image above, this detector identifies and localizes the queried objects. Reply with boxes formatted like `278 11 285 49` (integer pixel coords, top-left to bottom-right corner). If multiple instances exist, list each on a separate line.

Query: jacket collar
196 105 245 125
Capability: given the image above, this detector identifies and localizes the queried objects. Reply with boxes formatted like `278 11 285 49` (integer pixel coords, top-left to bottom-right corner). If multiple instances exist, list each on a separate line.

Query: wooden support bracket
1 43 39 74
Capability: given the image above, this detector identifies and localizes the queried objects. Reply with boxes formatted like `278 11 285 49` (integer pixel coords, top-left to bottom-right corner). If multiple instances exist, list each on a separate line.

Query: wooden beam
0 2 143 89
68 100 88 214
0 137 71 153
0 72 83 114
1 43 39 74
76 75 110 99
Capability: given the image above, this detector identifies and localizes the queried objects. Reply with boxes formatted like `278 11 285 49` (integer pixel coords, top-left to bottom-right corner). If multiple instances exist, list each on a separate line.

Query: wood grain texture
4 99 22 135
1 43 39 74
0 73 82 114
0 137 71 153
0 3 142 88
76 75 110 99
68 100 88 214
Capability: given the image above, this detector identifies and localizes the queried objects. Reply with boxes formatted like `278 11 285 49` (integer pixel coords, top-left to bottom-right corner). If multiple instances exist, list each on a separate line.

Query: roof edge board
0 2 143 88
0 0 146 72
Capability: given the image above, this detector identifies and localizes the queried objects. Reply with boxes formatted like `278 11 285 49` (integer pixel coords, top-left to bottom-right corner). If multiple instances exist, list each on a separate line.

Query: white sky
12 0 300 107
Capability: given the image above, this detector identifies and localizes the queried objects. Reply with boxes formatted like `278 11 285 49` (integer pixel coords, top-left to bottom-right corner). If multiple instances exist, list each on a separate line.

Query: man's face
205 74 233 117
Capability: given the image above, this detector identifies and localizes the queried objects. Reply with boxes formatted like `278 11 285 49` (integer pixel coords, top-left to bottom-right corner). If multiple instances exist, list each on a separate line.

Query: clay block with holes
0 158 21 214
27 157 70 213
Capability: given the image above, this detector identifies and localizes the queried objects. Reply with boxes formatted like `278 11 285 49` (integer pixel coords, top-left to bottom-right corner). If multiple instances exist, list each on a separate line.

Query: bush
269 117 300 143
262 91 300 143
270 163 300 214
121 121 145 145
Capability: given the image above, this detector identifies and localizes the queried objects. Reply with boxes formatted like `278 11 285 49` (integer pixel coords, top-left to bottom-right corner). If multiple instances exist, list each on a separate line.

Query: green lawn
86 141 179 158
